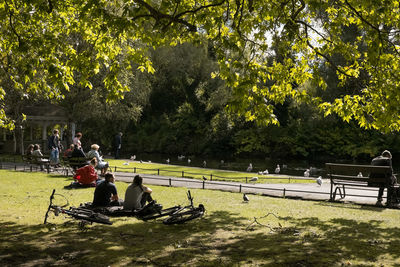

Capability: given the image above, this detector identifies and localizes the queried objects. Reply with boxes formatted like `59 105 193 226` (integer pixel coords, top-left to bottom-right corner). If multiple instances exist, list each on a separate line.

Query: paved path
114 171 384 206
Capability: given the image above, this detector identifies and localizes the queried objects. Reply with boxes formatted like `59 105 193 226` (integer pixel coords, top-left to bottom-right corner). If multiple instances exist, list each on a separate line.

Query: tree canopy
1 0 400 131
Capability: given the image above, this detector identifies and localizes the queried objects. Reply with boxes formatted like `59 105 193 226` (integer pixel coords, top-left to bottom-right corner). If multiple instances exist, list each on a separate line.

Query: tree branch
295 20 333 44
133 0 196 32
302 26 355 79
5 4 23 48
343 0 400 57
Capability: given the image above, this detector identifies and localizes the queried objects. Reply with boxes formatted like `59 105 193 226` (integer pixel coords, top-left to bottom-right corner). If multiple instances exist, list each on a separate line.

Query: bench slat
326 163 391 175
329 174 370 182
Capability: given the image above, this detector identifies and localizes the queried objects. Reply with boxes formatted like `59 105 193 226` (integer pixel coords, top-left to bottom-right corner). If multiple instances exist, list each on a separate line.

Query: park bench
61 157 89 172
326 163 399 201
22 154 50 172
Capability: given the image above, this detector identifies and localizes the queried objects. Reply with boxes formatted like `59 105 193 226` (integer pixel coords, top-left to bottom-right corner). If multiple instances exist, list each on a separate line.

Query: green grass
106 159 312 184
1 170 400 266
0 154 312 183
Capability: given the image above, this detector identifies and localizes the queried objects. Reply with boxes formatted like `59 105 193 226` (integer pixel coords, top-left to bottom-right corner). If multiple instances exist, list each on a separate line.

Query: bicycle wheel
140 206 181 221
67 208 113 225
163 204 205 225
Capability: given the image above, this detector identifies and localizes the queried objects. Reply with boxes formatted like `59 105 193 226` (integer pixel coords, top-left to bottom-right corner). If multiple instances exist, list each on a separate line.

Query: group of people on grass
92 173 153 211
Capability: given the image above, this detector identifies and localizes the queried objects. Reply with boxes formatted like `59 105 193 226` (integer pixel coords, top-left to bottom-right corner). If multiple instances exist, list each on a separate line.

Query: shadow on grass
1 209 400 266
316 201 386 213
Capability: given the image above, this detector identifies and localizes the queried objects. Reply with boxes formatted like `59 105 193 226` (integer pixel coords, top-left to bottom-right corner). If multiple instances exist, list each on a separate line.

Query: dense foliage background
68 43 400 163
2 1 400 164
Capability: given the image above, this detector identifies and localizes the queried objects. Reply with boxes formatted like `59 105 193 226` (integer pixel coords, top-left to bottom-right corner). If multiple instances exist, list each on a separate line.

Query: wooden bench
22 154 51 172
326 163 399 201
61 157 89 172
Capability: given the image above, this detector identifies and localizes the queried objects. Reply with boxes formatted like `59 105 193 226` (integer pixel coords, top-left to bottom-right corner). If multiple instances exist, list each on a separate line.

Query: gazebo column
20 125 24 155
42 123 48 140
70 122 76 142
60 124 65 140
30 124 33 140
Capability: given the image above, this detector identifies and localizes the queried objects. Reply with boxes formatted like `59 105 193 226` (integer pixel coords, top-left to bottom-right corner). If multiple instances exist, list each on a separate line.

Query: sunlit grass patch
107 159 312 184
1 170 400 266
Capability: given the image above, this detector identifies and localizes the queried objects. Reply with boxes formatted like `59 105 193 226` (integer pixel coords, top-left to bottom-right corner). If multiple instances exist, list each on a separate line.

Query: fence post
169 178 172 187
134 167 136 173
114 166 117 172
15 165 17 171
210 174 213 181
239 184 242 193
283 188 286 198
182 171 184 178
246 177 248 183
158 169 160 175
289 177 291 183
47 165 50 173
202 180 205 189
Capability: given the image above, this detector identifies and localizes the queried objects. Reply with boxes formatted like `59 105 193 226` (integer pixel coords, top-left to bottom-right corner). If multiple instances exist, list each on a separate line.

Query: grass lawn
0 154 312 183
106 159 312 184
1 170 400 266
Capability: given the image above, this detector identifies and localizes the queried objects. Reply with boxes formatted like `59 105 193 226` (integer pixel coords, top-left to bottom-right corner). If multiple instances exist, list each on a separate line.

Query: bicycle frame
44 189 112 225
170 190 195 215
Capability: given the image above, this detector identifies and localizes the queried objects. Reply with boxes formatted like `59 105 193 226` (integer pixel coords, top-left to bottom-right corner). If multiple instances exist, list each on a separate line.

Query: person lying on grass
123 175 153 211
92 173 123 207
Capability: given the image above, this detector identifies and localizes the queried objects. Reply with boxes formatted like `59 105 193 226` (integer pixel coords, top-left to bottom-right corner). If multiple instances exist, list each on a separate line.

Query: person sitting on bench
370 150 398 206
123 175 153 211
32 144 47 171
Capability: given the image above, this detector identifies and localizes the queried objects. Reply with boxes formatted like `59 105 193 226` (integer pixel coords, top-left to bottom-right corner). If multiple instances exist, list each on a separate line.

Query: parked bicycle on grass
44 189 112 228
81 190 205 224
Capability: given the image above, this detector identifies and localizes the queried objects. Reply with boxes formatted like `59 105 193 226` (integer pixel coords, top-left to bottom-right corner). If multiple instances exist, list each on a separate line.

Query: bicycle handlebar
187 190 193 206
44 189 56 224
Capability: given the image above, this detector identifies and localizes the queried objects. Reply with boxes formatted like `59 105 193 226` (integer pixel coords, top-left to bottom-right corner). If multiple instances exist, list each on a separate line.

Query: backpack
134 200 162 218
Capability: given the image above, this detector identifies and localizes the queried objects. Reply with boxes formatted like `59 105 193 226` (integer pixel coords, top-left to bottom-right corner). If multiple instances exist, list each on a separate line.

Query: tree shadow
1 208 400 266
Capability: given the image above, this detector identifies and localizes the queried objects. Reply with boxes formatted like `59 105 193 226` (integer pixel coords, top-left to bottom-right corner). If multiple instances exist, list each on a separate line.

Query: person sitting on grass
87 144 109 176
92 173 123 207
73 158 98 187
123 175 153 211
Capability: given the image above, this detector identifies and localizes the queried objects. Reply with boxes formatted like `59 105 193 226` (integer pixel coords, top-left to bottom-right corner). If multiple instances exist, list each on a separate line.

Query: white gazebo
1 104 76 154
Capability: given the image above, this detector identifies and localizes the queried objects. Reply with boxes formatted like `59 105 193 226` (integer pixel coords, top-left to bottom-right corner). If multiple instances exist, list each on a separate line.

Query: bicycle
161 190 205 225
139 204 182 221
44 189 112 227
79 200 172 220
77 190 205 224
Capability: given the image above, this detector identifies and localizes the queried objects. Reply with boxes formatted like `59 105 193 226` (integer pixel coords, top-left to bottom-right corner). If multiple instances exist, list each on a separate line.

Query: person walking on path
114 132 123 159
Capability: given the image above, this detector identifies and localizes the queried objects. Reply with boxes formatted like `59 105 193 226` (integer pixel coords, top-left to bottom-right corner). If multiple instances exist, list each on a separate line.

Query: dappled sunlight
2 208 400 266
2 170 400 265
